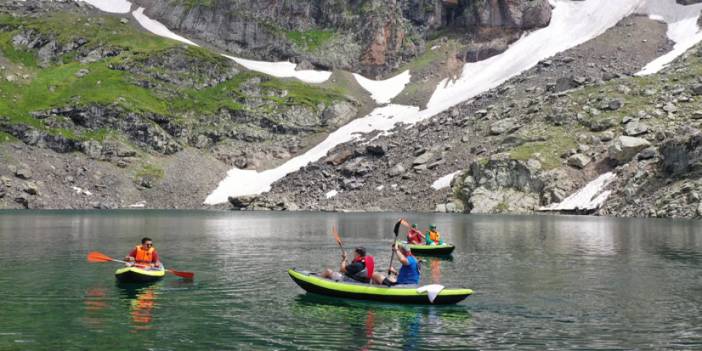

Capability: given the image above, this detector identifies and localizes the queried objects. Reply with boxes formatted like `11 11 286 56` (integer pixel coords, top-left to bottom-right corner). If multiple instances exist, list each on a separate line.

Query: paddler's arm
339 252 348 273
152 251 160 267
395 243 409 265
124 248 137 262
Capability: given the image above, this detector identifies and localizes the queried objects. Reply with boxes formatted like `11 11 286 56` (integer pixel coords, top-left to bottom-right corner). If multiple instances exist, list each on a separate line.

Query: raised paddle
87 251 194 279
332 225 347 258
387 219 402 274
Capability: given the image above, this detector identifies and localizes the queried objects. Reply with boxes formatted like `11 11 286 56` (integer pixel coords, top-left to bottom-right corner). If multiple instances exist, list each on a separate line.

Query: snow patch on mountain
636 1 702 75
223 55 331 84
79 0 131 13
132 7 199 46
353 70 411 104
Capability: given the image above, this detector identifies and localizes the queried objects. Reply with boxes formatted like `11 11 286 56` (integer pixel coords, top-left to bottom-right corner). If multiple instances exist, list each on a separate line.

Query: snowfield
431 171 461 190
636 1 702 75
79 0 132 13
353 70 411 104
132 7 199 46
223 55 331 84
540 173 616 212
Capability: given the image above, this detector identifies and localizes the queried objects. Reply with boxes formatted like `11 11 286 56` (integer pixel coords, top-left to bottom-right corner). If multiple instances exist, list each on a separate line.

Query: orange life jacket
134 245 155 264
429 230 440 242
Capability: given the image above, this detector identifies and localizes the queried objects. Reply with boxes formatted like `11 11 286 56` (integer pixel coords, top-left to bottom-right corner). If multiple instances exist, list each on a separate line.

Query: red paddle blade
87 251 114 263
168 269 194 279
400 219 411 228
332 225 343 246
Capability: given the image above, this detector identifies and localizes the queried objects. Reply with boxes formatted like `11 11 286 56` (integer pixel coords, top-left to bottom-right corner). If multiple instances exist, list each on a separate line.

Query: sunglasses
144 243 153 247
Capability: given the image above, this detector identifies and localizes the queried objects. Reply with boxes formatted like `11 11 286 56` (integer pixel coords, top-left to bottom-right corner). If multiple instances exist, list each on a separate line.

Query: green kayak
115 265 165 283
404 242 455 256
288 269 472 305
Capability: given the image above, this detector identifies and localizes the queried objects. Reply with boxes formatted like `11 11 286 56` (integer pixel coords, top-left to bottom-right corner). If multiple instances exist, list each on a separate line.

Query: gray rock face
608 136 652 164
677 0 702 5
660 133 702 176
387 164 405 177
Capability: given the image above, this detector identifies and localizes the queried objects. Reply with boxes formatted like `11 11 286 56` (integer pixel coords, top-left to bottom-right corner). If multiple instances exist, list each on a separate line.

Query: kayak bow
115 265 166 283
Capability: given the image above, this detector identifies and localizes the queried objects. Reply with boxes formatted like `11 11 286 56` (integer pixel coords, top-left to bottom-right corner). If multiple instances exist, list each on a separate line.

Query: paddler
371 243 420 286
406 223 424 244
124 237 161 268
321 247 375 283
425 224 443 246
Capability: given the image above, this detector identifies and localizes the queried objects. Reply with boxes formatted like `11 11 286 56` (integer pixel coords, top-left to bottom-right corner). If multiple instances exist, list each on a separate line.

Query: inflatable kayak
288 269 472 305
404 242 455 256
115 265 165 283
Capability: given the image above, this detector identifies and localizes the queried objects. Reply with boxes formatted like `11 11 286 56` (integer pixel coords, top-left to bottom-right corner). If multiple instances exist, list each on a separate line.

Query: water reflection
117 282 160 332
291 294 472 350
82 286 108 329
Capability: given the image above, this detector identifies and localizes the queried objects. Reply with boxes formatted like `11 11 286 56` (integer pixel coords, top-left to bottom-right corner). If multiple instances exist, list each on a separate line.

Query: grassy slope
0 11 345 142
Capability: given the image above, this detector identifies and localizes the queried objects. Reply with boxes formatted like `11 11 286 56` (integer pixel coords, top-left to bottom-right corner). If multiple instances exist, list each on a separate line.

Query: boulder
365 143 386 157
489 118 519 135
228 195 257 210
22 181 39 195
624 120 650 136
387 164 405 177
340 157 373 176
15 165 32 180
608 136 651 164
412 152 434 166
567 154 591 169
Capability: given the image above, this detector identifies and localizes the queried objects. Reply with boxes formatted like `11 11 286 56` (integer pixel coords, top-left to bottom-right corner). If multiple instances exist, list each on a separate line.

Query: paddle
387 219 402 274
87 251 194 279
332 225 346 257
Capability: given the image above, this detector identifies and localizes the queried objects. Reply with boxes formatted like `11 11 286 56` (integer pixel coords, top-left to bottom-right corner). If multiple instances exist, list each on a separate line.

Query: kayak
288 269 472 305
115 265 165 283
404 242 455 256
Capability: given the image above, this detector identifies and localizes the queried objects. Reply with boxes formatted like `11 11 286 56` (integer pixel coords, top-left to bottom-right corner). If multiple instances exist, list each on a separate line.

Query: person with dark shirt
124 237 161 268
321 247 375 283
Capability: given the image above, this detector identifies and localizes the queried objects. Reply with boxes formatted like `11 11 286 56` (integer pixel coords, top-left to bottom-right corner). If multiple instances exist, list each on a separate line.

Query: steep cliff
133 0 551 76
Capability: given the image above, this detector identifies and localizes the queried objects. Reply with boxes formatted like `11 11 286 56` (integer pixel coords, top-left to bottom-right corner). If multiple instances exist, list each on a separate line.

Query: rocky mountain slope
0 0 356 209
4 0 702 221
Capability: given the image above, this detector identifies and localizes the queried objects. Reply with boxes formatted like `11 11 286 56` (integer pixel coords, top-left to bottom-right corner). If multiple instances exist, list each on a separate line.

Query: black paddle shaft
387 220 402 274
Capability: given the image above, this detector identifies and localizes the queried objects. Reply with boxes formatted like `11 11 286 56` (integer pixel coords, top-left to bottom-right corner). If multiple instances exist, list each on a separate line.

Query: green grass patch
509 127 577 170
286 30 334 52
260 78 345 108
135 163 164 180
0 131 17 143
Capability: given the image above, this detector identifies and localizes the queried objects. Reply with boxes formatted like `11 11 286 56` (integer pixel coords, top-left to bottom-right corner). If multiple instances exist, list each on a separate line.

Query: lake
0 210 700 350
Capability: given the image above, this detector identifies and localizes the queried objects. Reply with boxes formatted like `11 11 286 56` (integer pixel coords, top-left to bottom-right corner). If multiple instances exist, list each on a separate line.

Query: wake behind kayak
288 269 472 305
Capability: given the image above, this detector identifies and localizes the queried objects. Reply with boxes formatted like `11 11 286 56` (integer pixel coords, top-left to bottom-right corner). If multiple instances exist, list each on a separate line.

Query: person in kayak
321 247 375 283
425 224 443 245
406 223 425 244
371 243 420 286
124 237 161 268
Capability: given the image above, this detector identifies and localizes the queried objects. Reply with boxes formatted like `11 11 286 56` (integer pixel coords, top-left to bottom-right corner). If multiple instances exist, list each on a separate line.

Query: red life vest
353 255 375 278
134 245 155 264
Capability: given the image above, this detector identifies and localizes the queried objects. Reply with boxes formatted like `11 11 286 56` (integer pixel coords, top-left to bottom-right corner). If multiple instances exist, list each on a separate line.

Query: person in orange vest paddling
124 237 161 268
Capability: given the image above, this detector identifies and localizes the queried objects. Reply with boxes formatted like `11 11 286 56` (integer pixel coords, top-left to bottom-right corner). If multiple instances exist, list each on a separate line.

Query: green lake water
0 210 701 350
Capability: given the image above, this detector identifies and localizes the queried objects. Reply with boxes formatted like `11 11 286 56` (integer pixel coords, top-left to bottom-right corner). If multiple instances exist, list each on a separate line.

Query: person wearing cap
321 247 375 283
406 223 424 245
425 224 443 246
371 243 420 286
